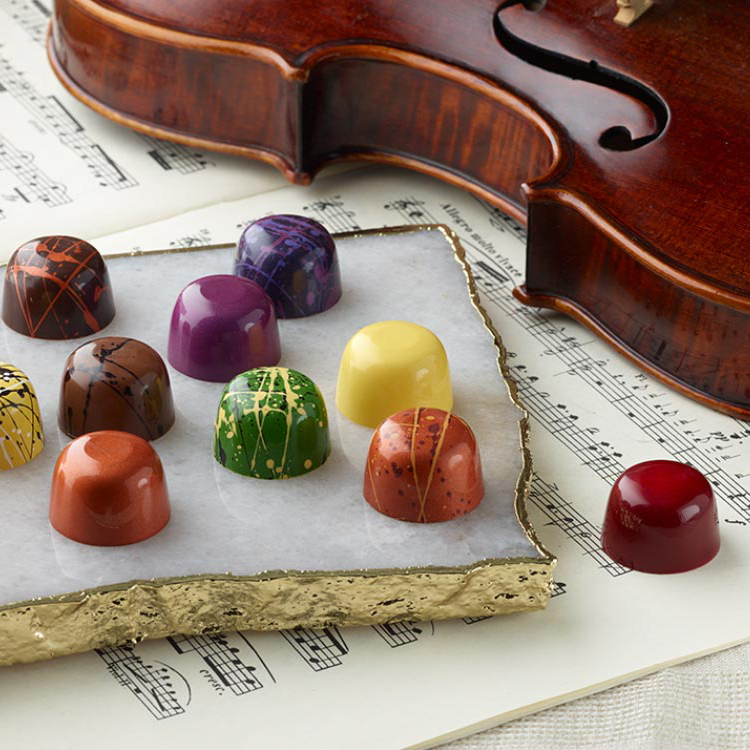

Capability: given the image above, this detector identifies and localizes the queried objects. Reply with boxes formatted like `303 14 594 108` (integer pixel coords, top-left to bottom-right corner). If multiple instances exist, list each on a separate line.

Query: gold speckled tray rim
0 224 556 666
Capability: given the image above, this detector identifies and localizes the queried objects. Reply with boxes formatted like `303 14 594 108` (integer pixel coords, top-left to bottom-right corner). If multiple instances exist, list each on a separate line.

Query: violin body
49 0 750 417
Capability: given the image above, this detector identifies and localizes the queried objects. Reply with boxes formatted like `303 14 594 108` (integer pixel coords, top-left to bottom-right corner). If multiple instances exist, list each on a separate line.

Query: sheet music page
2 169 750 749
0 0 291 256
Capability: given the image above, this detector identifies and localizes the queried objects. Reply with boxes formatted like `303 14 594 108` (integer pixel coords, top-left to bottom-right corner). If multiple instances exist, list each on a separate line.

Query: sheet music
0 0 288 256
280 627 350 671
3 169 750 749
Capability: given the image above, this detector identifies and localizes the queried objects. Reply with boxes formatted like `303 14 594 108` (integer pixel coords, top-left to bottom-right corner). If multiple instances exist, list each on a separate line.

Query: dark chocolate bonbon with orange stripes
364 407 484 523
2 236 115 339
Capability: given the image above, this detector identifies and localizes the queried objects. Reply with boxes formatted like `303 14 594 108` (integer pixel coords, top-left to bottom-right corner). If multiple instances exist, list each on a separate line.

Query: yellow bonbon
336 321 453 427
0 363 44 470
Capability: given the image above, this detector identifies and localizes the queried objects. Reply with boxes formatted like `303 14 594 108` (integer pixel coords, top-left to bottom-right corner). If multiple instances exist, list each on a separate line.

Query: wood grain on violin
48 0 750 418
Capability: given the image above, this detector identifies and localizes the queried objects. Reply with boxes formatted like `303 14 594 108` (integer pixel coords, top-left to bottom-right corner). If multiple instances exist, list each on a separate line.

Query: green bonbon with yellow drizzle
213 367 330 479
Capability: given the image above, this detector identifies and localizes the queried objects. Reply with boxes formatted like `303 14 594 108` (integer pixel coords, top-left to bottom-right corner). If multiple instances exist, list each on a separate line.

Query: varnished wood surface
518 199 750 416
50 0 750 417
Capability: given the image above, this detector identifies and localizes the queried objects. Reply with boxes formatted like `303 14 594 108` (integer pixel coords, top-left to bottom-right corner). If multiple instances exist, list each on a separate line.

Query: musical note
0 132 69 213
372 621 434 648
528 473 630 577
167 632 274 696
384 195 441 228
510 362 626 484
168 228 214 248
280 626 349 671
384 196 432 224
0 0 50 46
96 645 187 720
473 195 527 241
551 581 568 597
474 259 510 285
302 195 361 231
0 55 138 189
140 135 213 174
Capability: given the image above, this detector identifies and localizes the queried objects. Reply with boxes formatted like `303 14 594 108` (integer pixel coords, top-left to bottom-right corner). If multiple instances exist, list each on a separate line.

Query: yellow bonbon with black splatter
0 363 44 470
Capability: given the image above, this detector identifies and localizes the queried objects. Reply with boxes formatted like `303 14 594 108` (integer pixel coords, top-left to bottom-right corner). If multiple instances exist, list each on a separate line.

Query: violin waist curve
48 0 750 418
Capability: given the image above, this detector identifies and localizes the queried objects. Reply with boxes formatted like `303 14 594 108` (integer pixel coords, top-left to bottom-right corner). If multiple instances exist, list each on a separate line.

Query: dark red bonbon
601 459 720 574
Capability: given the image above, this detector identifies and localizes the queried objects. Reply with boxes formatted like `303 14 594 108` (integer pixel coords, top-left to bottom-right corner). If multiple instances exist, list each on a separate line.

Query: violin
48 0 750 418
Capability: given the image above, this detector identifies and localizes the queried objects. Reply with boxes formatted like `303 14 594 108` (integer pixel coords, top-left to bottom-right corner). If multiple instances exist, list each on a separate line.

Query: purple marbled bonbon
234 214 342 318
167 275 281 382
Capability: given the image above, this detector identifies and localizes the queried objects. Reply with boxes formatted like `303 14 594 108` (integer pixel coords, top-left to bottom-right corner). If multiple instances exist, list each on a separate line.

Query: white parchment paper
0 229 538 605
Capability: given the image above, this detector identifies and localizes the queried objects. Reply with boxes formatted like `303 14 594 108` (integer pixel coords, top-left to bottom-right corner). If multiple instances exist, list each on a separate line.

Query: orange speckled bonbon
364 407 483 523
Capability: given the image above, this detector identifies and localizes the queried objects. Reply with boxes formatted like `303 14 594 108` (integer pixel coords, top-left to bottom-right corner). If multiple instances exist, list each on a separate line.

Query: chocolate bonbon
601 460 720 573
214 366 330 479
0 363 44 470
59 337 175 441
2 236 115 339
49 430 171 546
336 321 453 427
168 274 281 382
234 214 342 318
364 407 484 522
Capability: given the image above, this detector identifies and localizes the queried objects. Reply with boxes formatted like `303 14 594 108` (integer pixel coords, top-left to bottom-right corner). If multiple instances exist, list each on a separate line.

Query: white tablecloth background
442 644 750 749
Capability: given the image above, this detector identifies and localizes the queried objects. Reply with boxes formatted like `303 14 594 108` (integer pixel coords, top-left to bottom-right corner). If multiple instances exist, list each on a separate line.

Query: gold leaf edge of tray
0 224 556 667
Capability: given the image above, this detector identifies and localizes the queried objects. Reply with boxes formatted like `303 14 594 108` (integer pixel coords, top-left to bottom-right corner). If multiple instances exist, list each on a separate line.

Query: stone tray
0 225 555 665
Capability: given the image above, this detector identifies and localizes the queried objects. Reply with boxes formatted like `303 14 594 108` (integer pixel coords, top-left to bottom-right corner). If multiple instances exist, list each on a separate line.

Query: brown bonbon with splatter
59 337 175 441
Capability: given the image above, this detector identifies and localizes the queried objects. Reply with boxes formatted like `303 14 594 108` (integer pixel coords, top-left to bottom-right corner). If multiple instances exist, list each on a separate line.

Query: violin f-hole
494 0 669 151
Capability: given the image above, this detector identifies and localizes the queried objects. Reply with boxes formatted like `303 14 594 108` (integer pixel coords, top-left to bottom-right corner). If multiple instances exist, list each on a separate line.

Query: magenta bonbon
167 274 281 382
234 214 342 318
